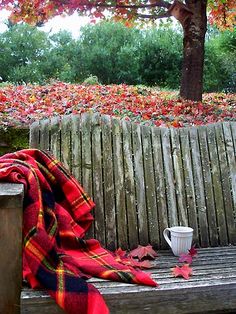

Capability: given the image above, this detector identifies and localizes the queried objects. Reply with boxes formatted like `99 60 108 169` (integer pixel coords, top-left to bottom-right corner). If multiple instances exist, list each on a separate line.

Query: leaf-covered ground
0 81 235 128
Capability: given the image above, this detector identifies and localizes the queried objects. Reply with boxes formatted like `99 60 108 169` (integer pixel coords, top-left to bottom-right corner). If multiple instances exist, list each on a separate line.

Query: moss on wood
0 127 29 156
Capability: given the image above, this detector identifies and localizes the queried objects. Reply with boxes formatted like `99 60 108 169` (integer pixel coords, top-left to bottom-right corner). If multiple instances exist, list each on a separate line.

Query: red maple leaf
178 253 193 264
188 245 198 257
172 264 193 280
129 244 158 260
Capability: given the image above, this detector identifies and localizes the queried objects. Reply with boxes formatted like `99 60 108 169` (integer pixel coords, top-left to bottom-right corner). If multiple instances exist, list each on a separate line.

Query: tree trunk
179 0 207 101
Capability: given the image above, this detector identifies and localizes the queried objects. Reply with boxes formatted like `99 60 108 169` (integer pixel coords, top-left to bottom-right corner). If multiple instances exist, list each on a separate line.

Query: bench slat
61 115 72 172
29 120 40 149
39 119 50 151
122 119 139 249
189 127 209 247
198 125 219 246
223 122 236 221
112 117 128 248
81 113 94 239
91 113 106 245
50 116 61 160
101 114 117 250
151 127 168 248
170 128 188 226
179 127 199 245
207 124 228 245
215 123 236 244
132 123 149 245
142 125 159 247
161 127 178 227
71 115 82 183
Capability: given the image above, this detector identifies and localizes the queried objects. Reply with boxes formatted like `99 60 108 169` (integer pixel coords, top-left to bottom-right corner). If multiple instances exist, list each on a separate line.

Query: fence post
0 183 24 314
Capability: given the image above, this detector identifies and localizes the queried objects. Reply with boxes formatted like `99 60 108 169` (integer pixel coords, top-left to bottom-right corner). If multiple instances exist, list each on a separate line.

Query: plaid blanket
0 149 157 314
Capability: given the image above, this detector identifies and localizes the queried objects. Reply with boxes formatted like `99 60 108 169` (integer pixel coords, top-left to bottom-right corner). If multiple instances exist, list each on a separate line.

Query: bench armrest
0 183 24 314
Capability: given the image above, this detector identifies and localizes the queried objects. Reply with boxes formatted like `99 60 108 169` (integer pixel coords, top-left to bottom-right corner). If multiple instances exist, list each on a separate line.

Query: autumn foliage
1 0 235 30
208 0 236 30
0 82 235 128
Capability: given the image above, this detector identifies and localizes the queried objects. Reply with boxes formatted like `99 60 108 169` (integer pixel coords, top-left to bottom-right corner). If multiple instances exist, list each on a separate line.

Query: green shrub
83 75 100 85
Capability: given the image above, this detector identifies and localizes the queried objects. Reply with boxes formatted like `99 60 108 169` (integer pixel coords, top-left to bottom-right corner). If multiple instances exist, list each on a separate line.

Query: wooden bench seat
21 246 236 314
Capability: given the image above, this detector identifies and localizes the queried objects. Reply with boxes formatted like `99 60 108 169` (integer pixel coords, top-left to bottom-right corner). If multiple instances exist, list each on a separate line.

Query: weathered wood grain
215 123 236 245
91 113 106 245
151 127 168 248
223 122 236 225
132 123 148 245
39 119 50 151
71 115 82 183
198 125 218 246
141 125 159 247
0 183 24 314
60 115 71 172
29 121 40 148
179 127 199 245
207 124 228 245
122 119 139 249
80 113 94 239
29 116 236 250
101 115 117 250
161 127 178 227
21 246 236 314
50 116 61 161
170 128 188 226
112 117 128 248
189 127 209 247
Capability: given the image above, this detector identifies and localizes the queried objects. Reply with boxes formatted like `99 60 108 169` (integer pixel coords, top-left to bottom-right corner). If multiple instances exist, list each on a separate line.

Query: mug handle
163 228 172 249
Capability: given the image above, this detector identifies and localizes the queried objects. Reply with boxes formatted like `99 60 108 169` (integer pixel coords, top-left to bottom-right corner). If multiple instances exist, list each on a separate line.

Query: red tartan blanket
0 149 157 314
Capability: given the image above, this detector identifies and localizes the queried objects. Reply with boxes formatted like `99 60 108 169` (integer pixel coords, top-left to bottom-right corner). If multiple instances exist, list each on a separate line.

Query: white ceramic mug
163 226 193 256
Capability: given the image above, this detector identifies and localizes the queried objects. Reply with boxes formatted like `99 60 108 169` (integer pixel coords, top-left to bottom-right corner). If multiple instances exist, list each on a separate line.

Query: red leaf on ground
188 245 198 257
129 244 158 260
172 264 193 280
178 253 193 264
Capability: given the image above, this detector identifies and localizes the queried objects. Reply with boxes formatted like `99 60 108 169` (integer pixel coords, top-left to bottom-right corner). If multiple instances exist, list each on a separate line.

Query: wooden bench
1 113 236 313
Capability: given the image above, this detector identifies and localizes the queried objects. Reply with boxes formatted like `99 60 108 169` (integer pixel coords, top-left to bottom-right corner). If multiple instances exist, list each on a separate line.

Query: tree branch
82 0 171 10
137 12 171 19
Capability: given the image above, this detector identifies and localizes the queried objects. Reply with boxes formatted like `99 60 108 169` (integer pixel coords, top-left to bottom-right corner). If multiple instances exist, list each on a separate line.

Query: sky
0 9 90 37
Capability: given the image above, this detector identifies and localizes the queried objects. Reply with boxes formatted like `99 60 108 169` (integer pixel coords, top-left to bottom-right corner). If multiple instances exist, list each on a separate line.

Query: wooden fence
30 113 236 250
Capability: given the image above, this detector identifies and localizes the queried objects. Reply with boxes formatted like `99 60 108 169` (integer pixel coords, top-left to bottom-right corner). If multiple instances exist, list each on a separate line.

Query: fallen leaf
129 244 158 260
189 245 198 257
178 253 193 264
172 264 193 280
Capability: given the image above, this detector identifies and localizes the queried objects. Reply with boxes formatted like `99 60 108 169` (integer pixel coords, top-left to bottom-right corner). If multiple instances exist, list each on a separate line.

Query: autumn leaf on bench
178 253 193 264
172 264 193 280
129 244 158 260
114 246 154 269
188 245 198 257
178 245 198 264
